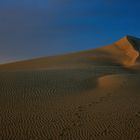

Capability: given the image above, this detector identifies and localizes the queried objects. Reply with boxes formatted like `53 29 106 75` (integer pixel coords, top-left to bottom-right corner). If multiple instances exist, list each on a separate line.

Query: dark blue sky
0 0 140 63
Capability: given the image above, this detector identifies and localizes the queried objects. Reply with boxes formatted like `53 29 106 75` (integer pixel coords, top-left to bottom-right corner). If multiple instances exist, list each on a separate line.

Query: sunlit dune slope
0 35 140 71
96 35 140 66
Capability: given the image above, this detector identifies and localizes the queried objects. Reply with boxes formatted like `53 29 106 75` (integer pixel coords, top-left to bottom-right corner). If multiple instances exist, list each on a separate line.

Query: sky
0 0 140 63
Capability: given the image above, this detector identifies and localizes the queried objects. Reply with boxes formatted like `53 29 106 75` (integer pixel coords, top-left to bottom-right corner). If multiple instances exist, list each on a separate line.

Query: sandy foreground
1 36 140 140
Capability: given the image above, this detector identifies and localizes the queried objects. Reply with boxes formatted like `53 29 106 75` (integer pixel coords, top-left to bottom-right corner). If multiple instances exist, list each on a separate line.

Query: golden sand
1 36 140 140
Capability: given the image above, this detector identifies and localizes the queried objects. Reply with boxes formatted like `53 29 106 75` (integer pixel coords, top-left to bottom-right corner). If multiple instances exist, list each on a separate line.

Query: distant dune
0 35 140 71
1 36 140 140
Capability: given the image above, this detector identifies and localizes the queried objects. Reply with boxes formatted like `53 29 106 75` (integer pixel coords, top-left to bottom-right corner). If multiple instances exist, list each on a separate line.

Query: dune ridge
115 36 139 66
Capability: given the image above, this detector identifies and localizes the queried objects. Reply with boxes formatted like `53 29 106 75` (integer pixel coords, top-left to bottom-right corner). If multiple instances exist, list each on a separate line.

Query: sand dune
1 36 140 140
0 36 140 71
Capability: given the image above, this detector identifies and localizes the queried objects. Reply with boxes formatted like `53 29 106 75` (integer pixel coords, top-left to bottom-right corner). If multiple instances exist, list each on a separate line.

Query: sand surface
1 36 140 140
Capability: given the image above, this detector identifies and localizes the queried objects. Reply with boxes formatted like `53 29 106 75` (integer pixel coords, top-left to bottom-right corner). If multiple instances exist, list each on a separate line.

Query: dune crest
97 74 125 89
115 36 139 66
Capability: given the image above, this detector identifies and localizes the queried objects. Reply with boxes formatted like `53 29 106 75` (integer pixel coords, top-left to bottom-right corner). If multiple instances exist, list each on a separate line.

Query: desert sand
1 35 140 140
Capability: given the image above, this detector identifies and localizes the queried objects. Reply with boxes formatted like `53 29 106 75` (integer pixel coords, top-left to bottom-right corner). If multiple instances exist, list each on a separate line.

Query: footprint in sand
135 112 140 117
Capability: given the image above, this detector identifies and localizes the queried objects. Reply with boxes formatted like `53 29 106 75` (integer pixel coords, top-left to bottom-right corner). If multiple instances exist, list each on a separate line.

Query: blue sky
0 0 140 63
